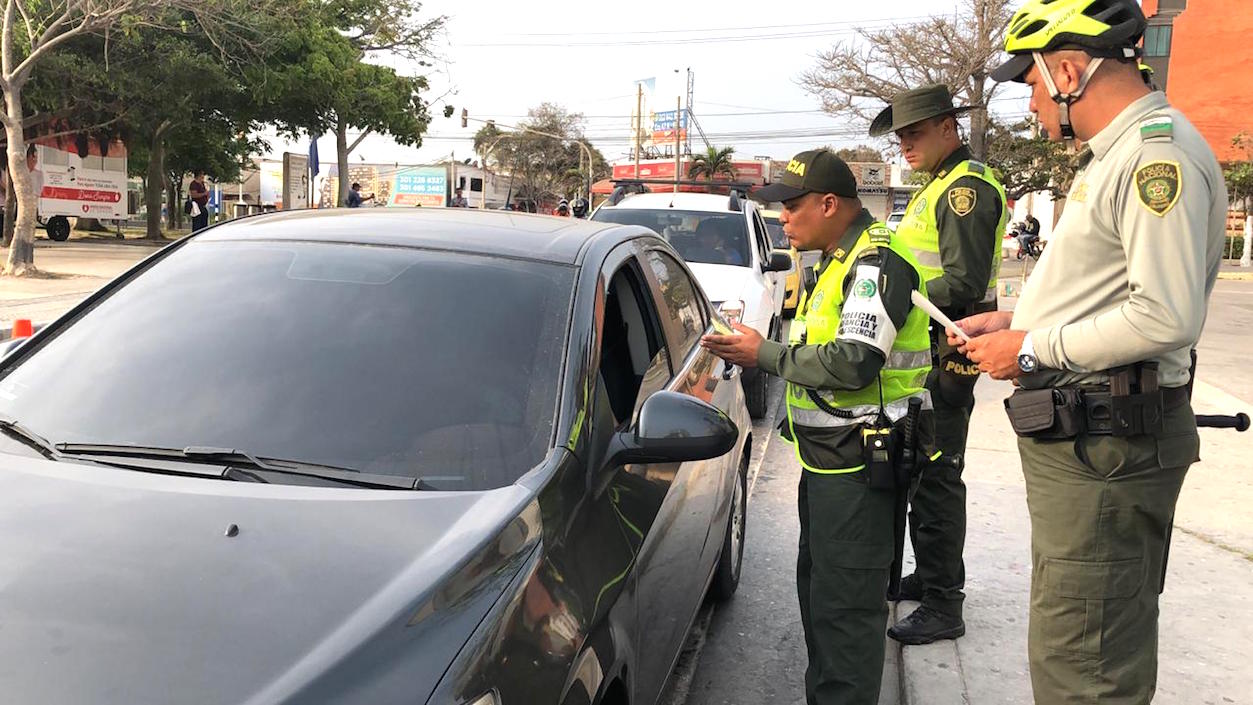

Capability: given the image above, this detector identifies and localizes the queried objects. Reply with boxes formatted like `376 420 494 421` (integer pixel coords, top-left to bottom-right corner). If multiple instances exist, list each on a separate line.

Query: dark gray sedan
0 208 752 705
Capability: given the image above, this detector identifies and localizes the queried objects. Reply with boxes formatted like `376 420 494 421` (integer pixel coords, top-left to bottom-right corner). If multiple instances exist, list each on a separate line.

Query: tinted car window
643 251 707 360
593 209 749 267
763 215 788 249
0 240 574 490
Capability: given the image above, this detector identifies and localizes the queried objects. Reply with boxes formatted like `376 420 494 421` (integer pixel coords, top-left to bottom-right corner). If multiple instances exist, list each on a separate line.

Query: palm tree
688 146 737 181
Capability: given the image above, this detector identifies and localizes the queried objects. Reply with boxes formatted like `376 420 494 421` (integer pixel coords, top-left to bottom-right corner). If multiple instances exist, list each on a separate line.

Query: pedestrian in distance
188 170 210 233
346 182 374 208
25 144 43 208
451 187 469 207
701 149 937 705
953 1 1228 702
868 83 1008 645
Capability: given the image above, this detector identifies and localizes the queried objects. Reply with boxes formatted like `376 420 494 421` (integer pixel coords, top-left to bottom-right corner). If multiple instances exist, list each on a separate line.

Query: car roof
600 191 749 213
195 208 637 265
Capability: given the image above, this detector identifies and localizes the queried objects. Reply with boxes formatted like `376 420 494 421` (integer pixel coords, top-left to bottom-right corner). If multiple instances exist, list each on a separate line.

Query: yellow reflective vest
895 159 1007 307
784 224 933 474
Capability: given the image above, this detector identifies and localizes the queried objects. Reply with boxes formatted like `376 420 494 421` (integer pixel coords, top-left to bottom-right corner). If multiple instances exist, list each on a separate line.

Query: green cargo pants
907 339 979 617
1018 403 1198 704
797 469 895 705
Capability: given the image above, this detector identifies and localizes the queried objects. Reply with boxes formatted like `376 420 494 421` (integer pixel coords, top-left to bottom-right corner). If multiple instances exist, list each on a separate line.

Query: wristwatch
1017 332 1038 374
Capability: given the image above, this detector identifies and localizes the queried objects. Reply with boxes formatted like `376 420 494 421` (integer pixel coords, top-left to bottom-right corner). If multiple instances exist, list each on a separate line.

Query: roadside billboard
391 167 447 207
30 135 128 219
316 164 447 208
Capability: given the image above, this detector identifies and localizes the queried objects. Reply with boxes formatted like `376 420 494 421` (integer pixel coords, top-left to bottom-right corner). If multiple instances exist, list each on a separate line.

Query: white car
592 189 793 418
886 210 906 231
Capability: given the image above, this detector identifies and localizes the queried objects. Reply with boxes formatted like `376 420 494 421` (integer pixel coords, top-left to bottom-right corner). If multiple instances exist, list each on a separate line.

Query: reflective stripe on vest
895 159 1007 305
785 225 932 474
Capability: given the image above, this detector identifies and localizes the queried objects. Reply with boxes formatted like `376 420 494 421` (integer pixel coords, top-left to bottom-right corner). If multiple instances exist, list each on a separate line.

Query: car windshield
593 208 749 267
762 216 788 249
0 240 574 491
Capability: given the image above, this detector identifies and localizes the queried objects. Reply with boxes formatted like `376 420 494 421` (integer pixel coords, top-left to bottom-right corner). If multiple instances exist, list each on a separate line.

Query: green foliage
490 104 609 202
1225 235 1246 261
689 146 737 180
984 118 1075 200
833 145 884 162
1225 133 1253 213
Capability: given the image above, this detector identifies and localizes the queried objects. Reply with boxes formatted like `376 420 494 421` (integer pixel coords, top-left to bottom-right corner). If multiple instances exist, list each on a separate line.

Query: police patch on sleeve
837 264 899 356
1135 160 1181 217
948 187 977 217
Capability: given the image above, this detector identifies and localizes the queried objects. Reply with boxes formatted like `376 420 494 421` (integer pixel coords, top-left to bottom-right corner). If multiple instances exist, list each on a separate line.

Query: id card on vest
837 263 897 355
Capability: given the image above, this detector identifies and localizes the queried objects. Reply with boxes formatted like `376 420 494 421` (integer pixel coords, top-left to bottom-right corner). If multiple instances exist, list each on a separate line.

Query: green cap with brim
757 149 859 203
868 84 974 137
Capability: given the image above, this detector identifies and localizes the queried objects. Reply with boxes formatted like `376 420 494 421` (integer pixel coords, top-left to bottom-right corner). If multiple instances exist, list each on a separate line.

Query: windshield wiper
53 443 429 490
0 415 61 459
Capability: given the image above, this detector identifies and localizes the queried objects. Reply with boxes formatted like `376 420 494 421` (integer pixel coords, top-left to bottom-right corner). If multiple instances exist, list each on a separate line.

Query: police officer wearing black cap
703 149 936 705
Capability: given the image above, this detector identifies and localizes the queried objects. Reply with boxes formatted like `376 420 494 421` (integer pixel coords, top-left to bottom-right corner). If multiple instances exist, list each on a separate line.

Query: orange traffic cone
11 319 33 339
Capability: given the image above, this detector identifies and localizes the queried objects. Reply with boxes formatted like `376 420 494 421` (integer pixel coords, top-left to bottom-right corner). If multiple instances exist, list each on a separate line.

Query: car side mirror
766 250 793 273
606 390 738 466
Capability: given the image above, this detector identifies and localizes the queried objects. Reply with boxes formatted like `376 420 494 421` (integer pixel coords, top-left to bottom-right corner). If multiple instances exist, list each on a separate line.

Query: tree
688 146 737 181
491 104 607 207
1 0 275 273
1226 133 1253 216
984 118 1075 200
315 0 444 206
800 0 1013 160
833 144 885 162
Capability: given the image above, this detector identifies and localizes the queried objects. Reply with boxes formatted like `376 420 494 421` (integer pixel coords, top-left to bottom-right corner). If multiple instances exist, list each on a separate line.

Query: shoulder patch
867 224 892 245
1140 115 1173 142
967 161 986 175
1134 160 1181 217
948 186 977 217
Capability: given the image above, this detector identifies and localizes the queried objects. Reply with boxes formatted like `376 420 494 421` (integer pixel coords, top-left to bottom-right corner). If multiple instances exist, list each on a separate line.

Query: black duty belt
1005 384 1189 439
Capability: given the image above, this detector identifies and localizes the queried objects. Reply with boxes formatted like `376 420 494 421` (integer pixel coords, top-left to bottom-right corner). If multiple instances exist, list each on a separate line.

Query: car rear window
0 240 574 490
593 208 749 267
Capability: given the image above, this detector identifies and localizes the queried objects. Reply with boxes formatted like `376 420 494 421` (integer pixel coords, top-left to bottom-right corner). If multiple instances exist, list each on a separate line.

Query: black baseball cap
757 149 858 203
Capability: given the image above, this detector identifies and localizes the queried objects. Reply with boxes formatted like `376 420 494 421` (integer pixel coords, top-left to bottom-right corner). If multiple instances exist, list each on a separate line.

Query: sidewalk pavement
0 237 168 335
896 373 1253 705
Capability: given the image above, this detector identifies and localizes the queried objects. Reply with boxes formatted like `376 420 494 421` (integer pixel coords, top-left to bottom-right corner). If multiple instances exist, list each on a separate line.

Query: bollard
1242 215 1251 268
11 319 33 339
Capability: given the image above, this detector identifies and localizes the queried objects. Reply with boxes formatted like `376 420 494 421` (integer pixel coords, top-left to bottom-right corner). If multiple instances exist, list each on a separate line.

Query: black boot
887 572 923 602
887 605 965 645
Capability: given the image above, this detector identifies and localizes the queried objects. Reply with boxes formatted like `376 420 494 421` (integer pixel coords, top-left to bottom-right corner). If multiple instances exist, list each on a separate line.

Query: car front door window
642 250 709 365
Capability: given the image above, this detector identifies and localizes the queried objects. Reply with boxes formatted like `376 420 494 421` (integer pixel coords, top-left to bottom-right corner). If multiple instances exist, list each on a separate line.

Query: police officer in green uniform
956 1 1228 702
701 150 936 705
868 84 1007 644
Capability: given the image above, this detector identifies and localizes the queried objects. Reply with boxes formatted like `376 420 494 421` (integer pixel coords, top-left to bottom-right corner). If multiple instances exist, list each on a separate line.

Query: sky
262 0 1033 168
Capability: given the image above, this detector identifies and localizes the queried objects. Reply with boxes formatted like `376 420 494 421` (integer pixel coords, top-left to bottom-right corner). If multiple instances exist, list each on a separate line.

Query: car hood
0 452 541 705
686 262 753 305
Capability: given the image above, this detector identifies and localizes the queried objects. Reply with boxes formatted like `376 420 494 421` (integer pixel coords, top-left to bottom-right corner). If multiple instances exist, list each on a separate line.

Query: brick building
1141 0 1253 162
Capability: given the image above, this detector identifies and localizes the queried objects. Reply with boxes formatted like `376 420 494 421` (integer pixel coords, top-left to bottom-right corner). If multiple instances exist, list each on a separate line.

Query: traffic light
461 108 468 128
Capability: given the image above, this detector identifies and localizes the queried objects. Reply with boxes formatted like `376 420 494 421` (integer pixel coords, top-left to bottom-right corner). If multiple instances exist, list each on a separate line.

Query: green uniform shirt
1012 92 1228 389
904 145 1005 313
756 209 916 391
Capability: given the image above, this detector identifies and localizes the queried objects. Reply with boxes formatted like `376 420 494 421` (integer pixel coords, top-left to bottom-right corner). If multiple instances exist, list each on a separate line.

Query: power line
490 17 933 38
457 22 916 48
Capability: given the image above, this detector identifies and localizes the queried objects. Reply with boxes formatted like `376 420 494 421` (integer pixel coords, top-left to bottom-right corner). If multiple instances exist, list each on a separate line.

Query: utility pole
674 96 681 194
634 82 643 178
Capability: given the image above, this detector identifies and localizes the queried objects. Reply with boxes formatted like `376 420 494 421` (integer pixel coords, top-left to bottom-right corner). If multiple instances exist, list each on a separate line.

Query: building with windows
1141 0 1253 162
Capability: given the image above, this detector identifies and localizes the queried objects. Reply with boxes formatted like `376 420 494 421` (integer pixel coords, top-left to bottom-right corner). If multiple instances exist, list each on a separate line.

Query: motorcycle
1008 220 1044 261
